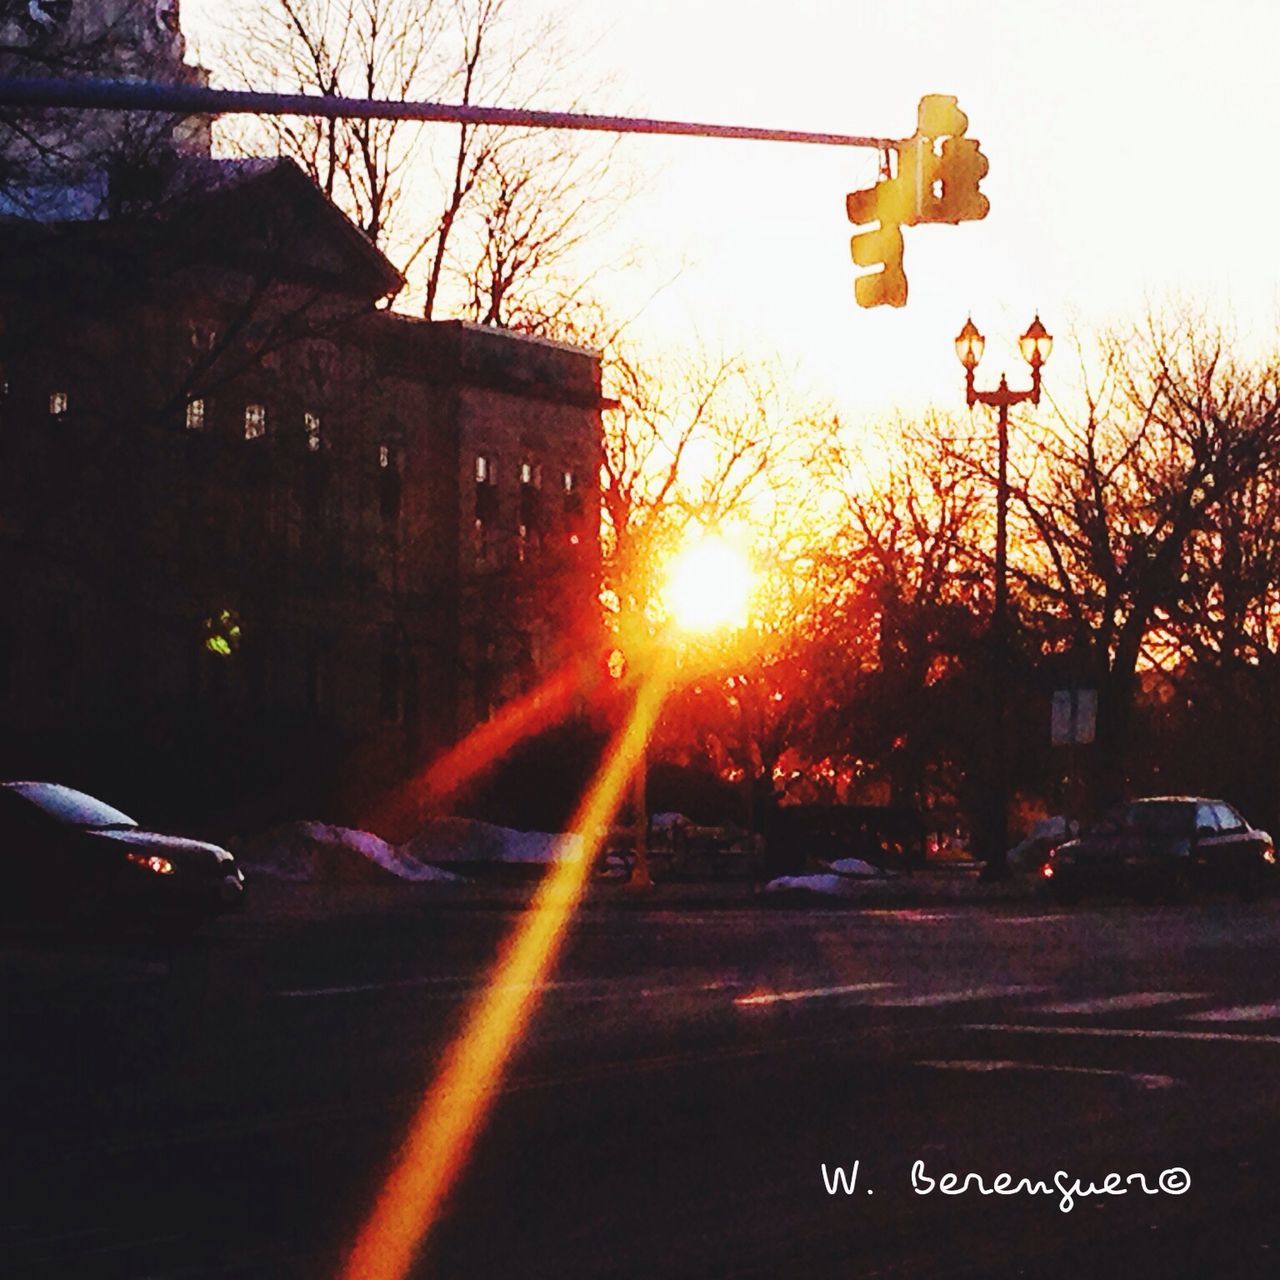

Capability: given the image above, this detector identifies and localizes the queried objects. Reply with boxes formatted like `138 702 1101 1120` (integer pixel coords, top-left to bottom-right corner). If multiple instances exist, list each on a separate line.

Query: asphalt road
4 892 1280 1278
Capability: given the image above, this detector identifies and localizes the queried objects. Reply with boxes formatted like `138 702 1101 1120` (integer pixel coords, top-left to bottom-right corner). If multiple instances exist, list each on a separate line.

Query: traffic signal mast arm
0 78 988 313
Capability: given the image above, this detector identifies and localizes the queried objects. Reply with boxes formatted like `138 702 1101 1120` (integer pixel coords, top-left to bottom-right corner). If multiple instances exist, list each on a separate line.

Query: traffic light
935 135 990 222
847 183 907 308
903 95 988 225
916 93 968 142
842 94 988 305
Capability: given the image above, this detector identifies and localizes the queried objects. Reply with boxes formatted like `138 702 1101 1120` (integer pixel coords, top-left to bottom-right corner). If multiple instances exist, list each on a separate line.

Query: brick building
0 4 604 826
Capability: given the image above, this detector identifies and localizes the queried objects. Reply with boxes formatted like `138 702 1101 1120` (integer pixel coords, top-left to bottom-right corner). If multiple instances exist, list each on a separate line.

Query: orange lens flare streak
420 661 583 804
366 660 589 836
342 662 671 1280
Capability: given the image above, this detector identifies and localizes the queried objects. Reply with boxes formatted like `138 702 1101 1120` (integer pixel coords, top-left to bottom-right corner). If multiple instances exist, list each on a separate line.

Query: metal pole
988 391 1011 878
630 742 652 890
0 76 901 151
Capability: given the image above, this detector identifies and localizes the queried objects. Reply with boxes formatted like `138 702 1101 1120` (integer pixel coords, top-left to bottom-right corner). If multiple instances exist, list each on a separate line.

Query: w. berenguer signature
821 1160 1191 1214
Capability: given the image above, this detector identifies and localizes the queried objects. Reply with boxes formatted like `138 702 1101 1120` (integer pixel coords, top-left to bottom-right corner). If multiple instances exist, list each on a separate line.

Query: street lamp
954 314 1052 877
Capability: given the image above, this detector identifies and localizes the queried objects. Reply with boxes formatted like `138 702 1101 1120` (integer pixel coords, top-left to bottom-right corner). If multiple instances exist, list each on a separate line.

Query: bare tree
813 416 991 812
453 122 627 334
211 0 629 324
213 0 442 245
1005 313 1280 810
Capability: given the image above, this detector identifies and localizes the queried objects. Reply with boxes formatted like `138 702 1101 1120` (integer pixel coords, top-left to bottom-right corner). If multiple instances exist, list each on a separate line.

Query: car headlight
126 851 175 875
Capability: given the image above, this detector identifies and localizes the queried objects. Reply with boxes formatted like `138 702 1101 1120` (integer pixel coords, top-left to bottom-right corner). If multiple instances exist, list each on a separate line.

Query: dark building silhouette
0 4 604 827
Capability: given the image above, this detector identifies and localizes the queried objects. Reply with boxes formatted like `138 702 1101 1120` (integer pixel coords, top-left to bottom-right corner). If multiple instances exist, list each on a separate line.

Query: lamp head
1018 314 1053 369
954 317 985 371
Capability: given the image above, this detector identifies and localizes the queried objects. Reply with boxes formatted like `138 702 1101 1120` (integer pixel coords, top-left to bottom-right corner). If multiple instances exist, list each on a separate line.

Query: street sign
1051 689 1096 745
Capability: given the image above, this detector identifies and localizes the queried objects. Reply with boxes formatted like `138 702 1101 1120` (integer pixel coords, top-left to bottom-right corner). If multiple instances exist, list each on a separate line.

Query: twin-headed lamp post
954 315 1053 876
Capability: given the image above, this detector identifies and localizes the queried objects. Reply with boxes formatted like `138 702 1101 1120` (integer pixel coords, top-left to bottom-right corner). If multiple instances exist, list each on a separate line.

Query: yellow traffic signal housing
916 94 968 142
935 135 990 222
902 95 988 226
848 184 907 308
842 94 988 306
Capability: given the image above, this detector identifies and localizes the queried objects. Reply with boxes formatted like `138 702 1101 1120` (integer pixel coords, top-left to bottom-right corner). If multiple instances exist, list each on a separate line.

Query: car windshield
1120 801 1191 836
6 783 138 830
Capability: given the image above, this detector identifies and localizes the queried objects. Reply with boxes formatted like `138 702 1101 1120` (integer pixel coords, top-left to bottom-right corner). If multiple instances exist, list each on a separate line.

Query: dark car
1043 796 1276 902
0 781 246 936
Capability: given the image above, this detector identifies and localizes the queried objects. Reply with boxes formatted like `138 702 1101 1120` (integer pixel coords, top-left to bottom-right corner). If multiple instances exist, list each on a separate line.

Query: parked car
0 781 246 936
1043 796 1276 902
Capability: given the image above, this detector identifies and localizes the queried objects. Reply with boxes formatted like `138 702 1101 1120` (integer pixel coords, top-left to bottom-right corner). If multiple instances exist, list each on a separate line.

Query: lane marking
863 910 960 921
1185 1001 1280 1023
1033 991 1207 1015
916 1059 1179 1089
734 981 893 1007
966 1023 1280 1046
983 914 1072 925
872 984 1044 1008
275 975 573 999
276 975 736 1001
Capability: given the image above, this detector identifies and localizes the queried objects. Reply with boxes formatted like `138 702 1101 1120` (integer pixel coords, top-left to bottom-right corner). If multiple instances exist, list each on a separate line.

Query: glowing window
244 403 266 440
186 399 205 430
203 609 242 658
49 391 68 417
562 470 575 493
305 411 321 452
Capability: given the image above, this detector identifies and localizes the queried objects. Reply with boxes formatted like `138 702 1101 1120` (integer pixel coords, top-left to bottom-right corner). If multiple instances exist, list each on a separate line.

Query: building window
203 609 242 659
379 444 403 523
519 462 543 562
186 398 205 431
562 469 575 493
474 453 498 557
244 403 266 440
305 411 321 452
49 391 68 417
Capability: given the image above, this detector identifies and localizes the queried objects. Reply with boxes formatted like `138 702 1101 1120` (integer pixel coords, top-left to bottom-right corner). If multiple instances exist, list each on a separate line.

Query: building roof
363 313 605 409
0 153 404 299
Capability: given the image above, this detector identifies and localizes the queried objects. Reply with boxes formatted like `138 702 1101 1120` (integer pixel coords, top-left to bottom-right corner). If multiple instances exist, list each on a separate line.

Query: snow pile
763 873 865 899
403 818 583 866
399 817 508 865
826 858 887 878
762 860 899 902
234 821 466 884
237 815 583 884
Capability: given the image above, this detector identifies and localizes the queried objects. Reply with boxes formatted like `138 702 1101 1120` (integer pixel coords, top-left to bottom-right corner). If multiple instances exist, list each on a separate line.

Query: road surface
3 893 1279 1277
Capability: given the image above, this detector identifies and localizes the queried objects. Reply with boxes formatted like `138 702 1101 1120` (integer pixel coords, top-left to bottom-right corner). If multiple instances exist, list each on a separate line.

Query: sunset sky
186 0 1280 420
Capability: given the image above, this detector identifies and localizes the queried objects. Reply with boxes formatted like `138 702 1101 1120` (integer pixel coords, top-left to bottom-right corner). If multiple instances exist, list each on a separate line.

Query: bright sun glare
663 535 754 634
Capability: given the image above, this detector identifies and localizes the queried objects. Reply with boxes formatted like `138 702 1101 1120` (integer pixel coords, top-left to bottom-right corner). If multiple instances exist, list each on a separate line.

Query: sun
662 534 755 634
